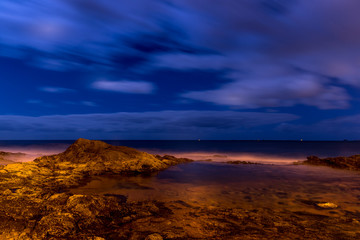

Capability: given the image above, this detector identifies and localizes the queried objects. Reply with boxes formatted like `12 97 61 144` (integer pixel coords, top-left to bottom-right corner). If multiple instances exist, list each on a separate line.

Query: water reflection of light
142 150 304 164
72 162 360 217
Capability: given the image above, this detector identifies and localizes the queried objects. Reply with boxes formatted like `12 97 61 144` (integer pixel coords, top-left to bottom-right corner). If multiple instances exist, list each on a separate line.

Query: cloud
275 114 360 140
63 101 97 107
0 111 298 139
151 53 229 71
2 0 360 79
0 0 198 71
80 101 97 107
39 86 75 93
1 0 359 111
182 72 350 109
91 80 155 94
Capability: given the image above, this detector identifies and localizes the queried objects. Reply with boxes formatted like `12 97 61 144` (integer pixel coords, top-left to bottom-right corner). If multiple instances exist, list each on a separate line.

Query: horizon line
0 139 359 142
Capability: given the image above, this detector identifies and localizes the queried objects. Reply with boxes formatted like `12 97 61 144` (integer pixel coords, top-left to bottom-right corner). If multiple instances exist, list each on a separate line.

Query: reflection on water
72 162 360 217
148 152 303 164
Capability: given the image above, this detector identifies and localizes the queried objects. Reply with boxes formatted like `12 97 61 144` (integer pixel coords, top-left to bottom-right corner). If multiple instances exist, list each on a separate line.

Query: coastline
0 139 360 239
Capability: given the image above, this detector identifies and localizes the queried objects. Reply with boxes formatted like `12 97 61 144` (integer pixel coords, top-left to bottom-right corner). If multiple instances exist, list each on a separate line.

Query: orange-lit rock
0 139 193 239
35 138 192 175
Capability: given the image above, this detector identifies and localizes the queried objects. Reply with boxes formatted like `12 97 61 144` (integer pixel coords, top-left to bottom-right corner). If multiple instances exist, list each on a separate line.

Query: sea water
72 161 360 218
0 140 359 164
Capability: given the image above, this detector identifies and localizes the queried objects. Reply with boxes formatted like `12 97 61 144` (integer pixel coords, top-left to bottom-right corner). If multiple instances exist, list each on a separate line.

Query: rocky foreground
302 155 360 171
0 140 359 239
0 139 193 239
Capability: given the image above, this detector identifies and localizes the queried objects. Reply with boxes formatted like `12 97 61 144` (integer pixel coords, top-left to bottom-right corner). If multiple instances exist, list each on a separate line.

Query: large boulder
34 138 192 175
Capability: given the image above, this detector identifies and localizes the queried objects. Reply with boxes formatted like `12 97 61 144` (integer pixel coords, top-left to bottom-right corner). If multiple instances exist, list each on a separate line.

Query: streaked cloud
0 0 359 140
0 111 298 139
91 80 155 94
39 86 75 93
275 114 360 140
80 101 97 107
63 101 97 107
182 73 350 109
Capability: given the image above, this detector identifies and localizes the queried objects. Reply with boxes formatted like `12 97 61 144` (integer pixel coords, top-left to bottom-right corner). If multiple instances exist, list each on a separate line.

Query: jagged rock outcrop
302 155 360 170
0 139 193 239
34 138 192 175
0 139 193 194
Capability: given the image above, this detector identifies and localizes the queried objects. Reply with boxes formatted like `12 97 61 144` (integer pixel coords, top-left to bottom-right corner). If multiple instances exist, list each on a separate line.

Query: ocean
0 140 359 164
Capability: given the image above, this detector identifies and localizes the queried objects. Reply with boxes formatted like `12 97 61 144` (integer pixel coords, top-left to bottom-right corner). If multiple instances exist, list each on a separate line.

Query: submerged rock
302 155 360 171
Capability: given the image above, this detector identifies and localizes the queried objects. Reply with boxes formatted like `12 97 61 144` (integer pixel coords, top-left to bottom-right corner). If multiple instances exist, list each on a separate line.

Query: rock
316 202 338 209
2 189 12 196
35 212 76 238
302 155 360 170
35 138 193 175
48 192 72 205
0 139 192 239
145 233 163 240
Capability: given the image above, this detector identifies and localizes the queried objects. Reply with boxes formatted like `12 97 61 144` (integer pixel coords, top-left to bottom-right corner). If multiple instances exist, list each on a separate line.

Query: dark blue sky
0 0 359 140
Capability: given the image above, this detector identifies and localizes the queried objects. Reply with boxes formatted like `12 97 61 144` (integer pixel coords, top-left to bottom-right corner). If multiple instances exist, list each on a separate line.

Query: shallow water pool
71 162 360 218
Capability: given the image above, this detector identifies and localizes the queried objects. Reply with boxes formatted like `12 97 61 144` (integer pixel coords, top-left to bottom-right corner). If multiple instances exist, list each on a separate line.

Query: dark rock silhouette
302 155 360 170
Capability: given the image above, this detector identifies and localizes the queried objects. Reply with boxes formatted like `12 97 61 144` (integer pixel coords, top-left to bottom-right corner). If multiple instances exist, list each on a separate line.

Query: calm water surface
72 162 360 217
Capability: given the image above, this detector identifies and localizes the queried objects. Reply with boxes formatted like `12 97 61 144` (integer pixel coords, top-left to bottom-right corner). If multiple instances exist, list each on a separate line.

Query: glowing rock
316 202 338 209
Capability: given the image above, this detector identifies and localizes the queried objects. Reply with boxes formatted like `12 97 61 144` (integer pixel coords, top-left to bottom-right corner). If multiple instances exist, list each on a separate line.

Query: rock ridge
302 154 360 171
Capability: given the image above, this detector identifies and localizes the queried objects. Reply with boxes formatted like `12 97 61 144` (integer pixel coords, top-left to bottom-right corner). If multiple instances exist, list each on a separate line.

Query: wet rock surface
0 139 359 239
302 155 360 170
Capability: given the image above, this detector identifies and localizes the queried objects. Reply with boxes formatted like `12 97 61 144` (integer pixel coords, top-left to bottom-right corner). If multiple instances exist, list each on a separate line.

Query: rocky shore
302 155 360 171
0 139 193 239
0 139 359 239
0 151 26 165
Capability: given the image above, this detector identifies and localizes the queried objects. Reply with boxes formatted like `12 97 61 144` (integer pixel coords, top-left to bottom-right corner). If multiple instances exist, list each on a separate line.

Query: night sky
0 0 359 140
